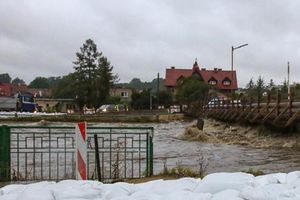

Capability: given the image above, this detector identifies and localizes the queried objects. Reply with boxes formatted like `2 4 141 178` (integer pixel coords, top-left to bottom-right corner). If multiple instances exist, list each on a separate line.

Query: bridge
202 93 300 130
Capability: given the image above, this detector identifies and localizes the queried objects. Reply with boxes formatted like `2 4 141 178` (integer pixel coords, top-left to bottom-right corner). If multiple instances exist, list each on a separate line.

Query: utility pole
157 73 160 109
150 94 152 110
287 62 290 100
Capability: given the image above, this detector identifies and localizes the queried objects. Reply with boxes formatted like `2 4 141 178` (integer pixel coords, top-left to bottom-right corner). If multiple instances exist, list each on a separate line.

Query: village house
0 83 52 98
109 88 132 103
164 61 238 98
35 98 78 113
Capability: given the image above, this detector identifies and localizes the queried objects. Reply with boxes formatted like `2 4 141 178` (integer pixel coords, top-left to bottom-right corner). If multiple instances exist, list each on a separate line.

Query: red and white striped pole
75 122 87 180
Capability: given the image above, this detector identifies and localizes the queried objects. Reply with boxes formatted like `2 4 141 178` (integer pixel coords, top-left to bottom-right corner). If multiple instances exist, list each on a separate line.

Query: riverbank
178 119 300 149
0 112 186 123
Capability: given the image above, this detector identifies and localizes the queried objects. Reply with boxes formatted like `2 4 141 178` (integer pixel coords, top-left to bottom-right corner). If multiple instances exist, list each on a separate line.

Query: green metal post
146 130 154 177
149 134 153 176
147 129 153 176
146 133 149 176
0 125 10 182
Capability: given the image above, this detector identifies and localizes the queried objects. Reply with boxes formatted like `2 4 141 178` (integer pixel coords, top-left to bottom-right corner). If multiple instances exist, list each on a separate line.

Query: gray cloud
0 0 300 87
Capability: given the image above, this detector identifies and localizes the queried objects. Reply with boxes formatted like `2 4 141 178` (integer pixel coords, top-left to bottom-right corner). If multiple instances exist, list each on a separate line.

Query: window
121 91 128 98
222 77 231 86
209 80 217 85
208 77 217 86
223 80 231 86
23 96 33 103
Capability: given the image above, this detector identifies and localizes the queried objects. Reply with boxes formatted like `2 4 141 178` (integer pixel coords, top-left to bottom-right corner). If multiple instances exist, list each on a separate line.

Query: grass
159 160 205 179
242 168 264 176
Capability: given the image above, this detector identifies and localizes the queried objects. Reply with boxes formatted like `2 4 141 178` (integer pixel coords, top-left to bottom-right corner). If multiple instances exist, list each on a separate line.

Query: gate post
146 128 154 177
149 129 154 176
0 125 10 181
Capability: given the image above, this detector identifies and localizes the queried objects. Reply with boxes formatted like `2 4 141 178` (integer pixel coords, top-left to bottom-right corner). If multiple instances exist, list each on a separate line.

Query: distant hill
115 78 166 93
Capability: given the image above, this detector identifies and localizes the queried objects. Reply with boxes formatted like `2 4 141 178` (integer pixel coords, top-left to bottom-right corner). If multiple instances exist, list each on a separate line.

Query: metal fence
0 125 153 182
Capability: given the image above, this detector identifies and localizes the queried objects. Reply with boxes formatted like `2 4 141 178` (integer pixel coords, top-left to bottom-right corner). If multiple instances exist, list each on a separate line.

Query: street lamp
231 43 248 97
231 43 248 72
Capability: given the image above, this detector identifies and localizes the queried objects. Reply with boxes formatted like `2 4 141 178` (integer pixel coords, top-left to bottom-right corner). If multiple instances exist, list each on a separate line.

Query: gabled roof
165 68 192 86
164 62 238 90
201 70 237 89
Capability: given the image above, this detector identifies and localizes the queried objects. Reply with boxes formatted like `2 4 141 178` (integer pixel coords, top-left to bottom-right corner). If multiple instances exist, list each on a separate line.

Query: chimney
218 68 222 71
201 68 206 71
214 68 218 72
171 66 175 69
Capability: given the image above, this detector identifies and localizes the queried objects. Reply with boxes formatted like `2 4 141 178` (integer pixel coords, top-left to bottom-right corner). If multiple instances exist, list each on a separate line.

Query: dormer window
208 77 217 86
223 77 231 86
176 76 185 85
209 80 217 85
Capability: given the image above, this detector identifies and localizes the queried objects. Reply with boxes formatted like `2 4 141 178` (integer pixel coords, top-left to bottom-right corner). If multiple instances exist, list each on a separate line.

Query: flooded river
131 121 300 174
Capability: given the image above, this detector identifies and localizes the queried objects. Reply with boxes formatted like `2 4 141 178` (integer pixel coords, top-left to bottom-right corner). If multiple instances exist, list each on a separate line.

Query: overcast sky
1 0 300 87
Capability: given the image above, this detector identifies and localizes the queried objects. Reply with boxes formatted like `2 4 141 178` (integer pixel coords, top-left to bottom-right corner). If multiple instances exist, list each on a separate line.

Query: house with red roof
164 61 238 97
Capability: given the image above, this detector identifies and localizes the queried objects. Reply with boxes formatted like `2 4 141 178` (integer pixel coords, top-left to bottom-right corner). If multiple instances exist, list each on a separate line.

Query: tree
29 77 50 88
256 75 265 103
128 78 144 90
96 56 118 105
281 79 288 92
131 89 151 109
0 73 11 83
47 76 60 88
176 77 209 106
267 79 275 89
52 73 77 99
73 39 117 107
246 78 255 90
256 76 265 90
267 79 276 97
73 39 101 107
12 77 25 85
281 79 288 99
156 90 172 107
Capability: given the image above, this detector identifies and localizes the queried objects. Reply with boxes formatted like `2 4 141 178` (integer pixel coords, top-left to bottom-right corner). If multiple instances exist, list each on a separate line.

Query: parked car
207 98 242 108
169 105 181 114
207 98 220 108
96 104 116 113
115 104 128 112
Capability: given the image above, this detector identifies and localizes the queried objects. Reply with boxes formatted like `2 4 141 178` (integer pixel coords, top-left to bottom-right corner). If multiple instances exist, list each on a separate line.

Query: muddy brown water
142 121 300 174
89 121 300 174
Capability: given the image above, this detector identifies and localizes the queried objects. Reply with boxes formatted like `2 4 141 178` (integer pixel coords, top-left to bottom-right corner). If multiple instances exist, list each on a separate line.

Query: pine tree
268 79 276 97
256 76 265 91
268 79 275 89
73 39 101 107
256 76 265 103
246 78 254 90
73 39 117 108
96 56 118 106
281 79 288 94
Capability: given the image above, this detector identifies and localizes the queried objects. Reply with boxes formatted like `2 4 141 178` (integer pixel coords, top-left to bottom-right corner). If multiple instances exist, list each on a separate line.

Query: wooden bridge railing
201 92 300 129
